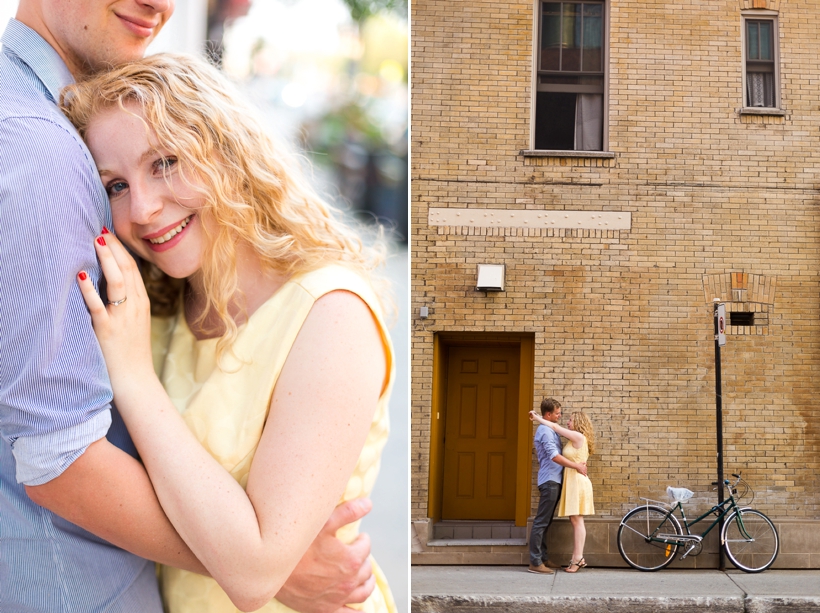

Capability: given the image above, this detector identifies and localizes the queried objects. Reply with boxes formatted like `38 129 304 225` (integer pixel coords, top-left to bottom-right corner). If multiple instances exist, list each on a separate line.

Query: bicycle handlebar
711 472 743 494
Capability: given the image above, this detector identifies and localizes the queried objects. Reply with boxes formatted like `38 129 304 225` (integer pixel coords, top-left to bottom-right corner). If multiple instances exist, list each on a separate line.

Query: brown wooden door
441 345 520 520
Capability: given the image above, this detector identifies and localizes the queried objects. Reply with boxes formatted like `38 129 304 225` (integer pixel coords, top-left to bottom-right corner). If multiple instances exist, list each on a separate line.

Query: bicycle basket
667 486 694 503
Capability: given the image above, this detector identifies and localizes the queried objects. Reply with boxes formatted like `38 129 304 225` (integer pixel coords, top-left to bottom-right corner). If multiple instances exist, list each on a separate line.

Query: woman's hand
529 410 551 427
77 229 156 396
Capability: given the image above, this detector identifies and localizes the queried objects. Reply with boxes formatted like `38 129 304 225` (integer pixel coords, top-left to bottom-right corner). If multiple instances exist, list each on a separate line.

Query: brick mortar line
411 176 820 193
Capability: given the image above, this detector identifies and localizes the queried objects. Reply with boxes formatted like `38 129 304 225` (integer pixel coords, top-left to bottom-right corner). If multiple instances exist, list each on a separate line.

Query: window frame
528 0 610 154
740 10 782 114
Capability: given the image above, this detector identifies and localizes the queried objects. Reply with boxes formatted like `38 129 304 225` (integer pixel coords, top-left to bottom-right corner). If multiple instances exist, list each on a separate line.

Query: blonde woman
62 54 395 613
529 410 595 573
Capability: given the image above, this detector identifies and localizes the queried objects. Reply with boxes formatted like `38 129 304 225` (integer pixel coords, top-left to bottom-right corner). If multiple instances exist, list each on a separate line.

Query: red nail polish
78 271 88 281
97 236 106 246
101 226 110 234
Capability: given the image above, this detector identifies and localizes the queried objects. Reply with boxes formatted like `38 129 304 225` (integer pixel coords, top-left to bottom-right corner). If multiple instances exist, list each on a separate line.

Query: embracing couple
527 398 596 575
0 1 395 612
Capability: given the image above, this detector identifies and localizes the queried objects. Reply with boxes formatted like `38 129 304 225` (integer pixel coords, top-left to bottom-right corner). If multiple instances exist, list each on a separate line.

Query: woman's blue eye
107 181 128 196
154 157 178 172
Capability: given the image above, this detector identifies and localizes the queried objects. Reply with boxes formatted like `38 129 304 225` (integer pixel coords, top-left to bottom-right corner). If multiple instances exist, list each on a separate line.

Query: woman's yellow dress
556 437 594 517
150 265 396 613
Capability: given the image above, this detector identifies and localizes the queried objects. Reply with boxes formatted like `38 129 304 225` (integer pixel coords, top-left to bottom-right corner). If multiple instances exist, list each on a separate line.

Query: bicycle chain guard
681 539 703 559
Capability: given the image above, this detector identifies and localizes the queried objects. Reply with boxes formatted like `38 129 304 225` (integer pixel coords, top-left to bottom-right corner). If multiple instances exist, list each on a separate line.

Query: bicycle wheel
617 505 682 571
722 508 778 572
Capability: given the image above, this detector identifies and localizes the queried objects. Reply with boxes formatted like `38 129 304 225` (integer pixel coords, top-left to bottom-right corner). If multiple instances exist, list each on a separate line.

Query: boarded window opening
730 312 755 327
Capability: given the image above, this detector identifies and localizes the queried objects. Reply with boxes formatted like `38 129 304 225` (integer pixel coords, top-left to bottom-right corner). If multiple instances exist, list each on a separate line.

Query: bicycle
616 473 779 573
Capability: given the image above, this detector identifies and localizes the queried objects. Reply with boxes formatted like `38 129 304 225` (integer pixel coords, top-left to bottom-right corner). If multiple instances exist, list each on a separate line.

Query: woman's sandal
564 558 586 573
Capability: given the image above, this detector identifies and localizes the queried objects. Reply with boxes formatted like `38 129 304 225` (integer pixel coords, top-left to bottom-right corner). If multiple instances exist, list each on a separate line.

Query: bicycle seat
667 486 694 503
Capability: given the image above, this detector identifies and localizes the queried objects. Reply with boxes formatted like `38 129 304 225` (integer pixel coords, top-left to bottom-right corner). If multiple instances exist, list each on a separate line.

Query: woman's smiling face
85 103 207 279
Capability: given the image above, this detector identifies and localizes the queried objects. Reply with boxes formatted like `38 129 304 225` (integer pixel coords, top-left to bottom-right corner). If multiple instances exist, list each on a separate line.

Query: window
743 17 779 109
535 1 605 151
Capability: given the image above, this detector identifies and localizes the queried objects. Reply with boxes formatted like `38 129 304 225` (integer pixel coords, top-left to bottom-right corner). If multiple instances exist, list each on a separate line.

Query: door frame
428 332 535 527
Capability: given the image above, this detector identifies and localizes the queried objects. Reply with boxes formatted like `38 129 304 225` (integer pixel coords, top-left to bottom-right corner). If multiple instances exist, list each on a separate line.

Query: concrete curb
412 595 744 613
745 597 820 613
413 595 820 613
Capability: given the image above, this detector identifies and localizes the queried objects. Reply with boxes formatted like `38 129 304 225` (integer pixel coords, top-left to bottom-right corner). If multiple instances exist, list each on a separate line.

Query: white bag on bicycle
667 487 694 503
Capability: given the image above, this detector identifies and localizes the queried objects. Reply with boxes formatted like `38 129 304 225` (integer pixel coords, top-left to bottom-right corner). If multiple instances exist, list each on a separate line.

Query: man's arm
26 437 207 571
551 453 588 477
537 428 588 477
27 438 377 612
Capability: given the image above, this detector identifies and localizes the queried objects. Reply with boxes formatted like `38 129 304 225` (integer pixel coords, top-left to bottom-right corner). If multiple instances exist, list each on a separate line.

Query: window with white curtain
744 17 779 109
534 1 605 151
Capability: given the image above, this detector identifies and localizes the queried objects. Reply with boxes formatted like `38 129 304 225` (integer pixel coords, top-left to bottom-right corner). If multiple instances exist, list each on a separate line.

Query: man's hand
552 454 588 478
276 498 376 613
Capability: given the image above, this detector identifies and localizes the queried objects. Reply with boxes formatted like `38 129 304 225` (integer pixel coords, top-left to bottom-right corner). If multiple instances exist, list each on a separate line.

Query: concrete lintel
428 208 631 230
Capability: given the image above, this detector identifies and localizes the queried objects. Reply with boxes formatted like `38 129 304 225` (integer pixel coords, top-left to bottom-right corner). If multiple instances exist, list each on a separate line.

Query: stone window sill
520 149 616 159
739 107 786 116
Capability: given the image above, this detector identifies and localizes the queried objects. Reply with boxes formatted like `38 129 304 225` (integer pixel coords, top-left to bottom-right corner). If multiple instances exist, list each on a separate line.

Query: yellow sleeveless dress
556 438 594 517
150 265 396 613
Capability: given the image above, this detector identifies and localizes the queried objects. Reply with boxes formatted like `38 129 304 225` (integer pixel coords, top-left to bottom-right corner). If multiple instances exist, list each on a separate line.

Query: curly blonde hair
570 411 596 455
60 53 386 356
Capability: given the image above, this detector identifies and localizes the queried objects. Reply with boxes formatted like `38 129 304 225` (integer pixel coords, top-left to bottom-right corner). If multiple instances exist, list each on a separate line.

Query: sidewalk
412 566 820 612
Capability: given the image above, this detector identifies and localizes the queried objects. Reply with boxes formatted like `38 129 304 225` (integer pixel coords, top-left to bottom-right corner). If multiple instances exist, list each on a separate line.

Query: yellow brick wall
411 0 820 523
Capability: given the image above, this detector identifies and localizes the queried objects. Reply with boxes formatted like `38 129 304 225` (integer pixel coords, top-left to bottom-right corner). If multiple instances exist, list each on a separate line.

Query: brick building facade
411 0 820 568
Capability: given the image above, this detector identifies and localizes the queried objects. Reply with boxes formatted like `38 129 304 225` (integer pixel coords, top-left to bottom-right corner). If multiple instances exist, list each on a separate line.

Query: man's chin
84 47 150 75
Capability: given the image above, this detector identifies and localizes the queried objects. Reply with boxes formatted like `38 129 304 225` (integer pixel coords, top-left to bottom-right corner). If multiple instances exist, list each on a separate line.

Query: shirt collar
1 19 75 103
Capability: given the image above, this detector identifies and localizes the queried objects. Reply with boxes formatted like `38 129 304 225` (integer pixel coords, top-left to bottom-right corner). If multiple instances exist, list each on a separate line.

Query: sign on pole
717 303 726 347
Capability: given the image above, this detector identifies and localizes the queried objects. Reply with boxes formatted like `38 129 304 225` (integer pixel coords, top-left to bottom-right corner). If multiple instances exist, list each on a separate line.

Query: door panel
488 386 507 438
441 345 520 520
458 386 477 437
455 453 475 497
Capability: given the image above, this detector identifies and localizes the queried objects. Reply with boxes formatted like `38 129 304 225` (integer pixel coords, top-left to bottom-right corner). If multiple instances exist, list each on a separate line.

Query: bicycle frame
644 492 751 546
679 498 733 539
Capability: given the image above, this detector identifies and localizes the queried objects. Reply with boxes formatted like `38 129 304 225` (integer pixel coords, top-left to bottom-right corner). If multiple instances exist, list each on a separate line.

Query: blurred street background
0 0 408 609
368 245 408 612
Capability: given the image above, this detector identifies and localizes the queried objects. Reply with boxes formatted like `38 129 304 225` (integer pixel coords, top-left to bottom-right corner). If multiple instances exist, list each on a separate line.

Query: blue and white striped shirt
535 425 563 486
0 19 162 611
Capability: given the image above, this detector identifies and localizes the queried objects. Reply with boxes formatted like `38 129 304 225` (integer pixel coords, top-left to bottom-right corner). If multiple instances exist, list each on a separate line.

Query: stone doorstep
432 519 528 541
426 539 528 547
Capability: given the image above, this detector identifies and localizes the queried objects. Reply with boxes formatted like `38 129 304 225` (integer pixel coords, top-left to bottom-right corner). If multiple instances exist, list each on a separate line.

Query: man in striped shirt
0 1 375 611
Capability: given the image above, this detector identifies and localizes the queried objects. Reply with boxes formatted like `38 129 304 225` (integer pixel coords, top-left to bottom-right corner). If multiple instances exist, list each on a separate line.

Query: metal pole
713 301 725 572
